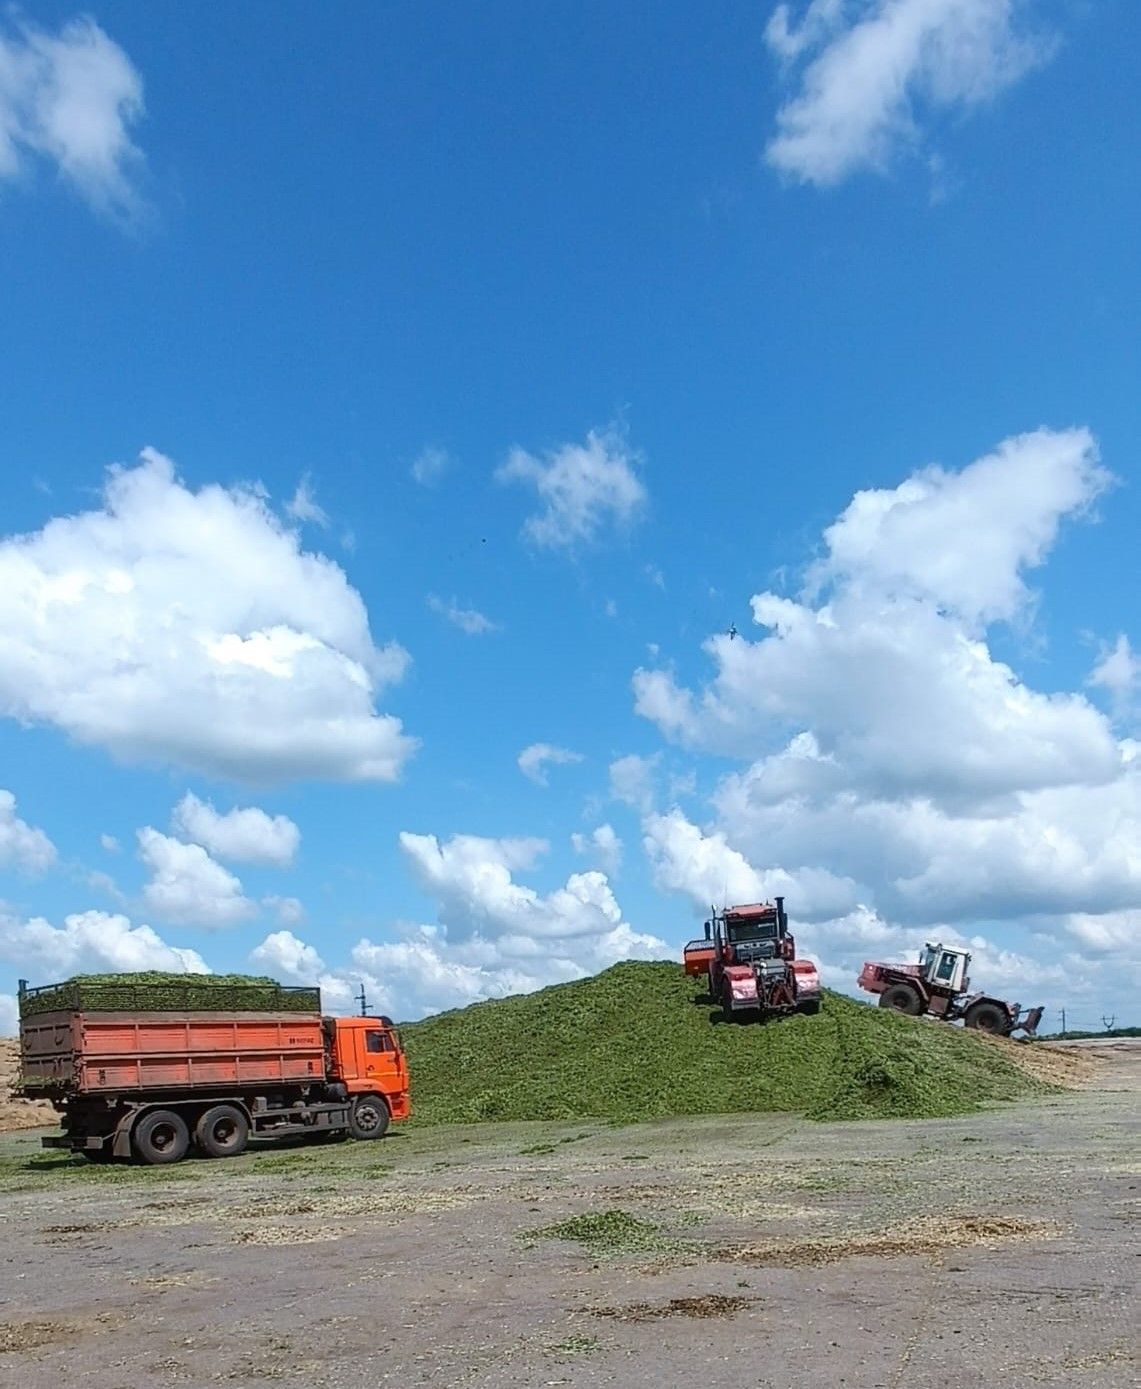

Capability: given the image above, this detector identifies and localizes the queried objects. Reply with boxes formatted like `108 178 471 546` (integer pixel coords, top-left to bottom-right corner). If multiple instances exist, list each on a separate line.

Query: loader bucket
1015 1006 1044 1037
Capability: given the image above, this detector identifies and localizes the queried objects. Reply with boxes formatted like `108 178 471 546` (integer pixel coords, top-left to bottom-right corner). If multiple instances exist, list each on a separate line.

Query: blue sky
1 1 1137 1031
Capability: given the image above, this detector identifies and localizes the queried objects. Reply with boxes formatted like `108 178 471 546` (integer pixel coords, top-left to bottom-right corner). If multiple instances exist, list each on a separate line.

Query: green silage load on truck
18 972 321 1019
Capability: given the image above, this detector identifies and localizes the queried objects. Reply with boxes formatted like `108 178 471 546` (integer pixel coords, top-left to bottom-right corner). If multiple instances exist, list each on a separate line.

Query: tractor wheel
964 1002 1008 1034
799 999 821 1016
132 1110 190 1165
879 984 922 1016
195 1104 250 1159
348 1094 390 1141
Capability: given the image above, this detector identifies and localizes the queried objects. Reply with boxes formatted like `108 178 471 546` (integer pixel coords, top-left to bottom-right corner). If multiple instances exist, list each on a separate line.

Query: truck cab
326 1016 410 1119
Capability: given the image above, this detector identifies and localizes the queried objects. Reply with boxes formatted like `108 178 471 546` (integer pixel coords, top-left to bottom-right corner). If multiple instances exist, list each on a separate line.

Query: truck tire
132 1110 190 1165
195 1104 250 1159
964 1001 1008 1034
879 984 922 1016
348 1094 390 1140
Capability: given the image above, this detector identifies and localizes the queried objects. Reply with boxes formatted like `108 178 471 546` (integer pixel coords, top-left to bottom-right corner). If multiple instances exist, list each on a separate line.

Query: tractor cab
918 943 970 994
710 899 794 965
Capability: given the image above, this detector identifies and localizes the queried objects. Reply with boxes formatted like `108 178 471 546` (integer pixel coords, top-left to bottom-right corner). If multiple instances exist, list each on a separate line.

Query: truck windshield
728 921 777 943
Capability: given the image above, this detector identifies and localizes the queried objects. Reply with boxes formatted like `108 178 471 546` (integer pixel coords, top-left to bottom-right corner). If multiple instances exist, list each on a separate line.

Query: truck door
347 1026 404 1093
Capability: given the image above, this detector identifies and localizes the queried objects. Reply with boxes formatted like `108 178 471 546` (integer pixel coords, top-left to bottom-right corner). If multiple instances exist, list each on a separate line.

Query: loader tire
348 1094 390 1141
132 1110 190 1165
195 1104 249 1159
879 984 922 1016
964 1002 1007 1034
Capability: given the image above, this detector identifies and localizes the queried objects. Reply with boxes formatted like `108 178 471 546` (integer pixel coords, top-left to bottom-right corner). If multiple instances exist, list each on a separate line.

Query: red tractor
684 898 821 1021
858 943 1043 1037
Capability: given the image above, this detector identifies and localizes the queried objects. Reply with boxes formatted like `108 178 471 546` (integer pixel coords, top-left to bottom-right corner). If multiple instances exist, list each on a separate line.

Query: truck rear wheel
348 1094 390 1140
879 984 922 1016
964 1002 1007 1034
195 1104 249 1159
132 1110 190 1165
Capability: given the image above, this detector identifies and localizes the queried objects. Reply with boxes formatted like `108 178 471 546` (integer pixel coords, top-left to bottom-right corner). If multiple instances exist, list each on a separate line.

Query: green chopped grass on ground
526 1209 681 1256
402 961 1052 1125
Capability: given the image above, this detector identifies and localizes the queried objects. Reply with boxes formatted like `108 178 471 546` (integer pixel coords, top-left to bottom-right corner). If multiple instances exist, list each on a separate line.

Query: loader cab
919 944 970 994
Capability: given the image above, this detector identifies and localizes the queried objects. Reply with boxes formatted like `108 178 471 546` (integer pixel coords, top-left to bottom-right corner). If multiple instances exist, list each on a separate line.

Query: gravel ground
0 1041 1136 1389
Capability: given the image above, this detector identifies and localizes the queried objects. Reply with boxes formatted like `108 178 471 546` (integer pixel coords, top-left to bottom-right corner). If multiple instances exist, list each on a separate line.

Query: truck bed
20 1009 328 1096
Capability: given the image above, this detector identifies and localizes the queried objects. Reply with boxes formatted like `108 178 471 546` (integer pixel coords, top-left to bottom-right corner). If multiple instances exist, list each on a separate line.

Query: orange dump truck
16 977 409 1165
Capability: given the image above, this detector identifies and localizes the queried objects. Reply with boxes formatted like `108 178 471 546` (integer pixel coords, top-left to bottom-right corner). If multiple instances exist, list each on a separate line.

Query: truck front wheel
132 1110 190 1165
195 1104 250 1159
348 1094 390 1140
879 984 922 1016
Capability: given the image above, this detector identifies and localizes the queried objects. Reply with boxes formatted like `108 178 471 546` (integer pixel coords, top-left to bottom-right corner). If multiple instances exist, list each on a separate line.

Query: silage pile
403 961 1055 1124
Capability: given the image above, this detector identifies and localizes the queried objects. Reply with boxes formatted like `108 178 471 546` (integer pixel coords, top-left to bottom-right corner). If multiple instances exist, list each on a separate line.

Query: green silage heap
18 972 321 1018
402 960 1051 1124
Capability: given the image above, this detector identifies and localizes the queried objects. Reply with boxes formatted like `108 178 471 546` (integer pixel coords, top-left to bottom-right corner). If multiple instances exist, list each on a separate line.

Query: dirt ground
0 1042 1136 1389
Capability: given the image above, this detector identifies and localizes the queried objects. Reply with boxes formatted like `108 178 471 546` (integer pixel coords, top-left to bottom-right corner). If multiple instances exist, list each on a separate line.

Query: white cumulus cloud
0 789 56 873
0 907 209 978
635 429 1119 803
427 595 500 635
0 450 416 784
1089 635 1139 725
250 929 324 983
284 474 329 528
171 792 300 867
518 743 584 787
263 895 305 926
764 0 1056 186
571 823 623 876
410 446 450 486
0 15 146 220
138 828 257 928
609 753 661 812
496 427 647 549
0 993 16 1035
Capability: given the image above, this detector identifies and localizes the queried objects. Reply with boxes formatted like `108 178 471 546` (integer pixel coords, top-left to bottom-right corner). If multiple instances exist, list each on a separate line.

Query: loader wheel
348 1094 390 1140
195 1104 250 1159
964 1002 1007 1034
132 1110 190 1165
879 984 922 1016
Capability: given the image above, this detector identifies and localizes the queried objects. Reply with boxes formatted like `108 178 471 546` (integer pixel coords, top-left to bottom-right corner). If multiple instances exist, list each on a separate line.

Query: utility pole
356 982 370 1018
1060 1008 1066 1036
1101 1014 1116 1033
